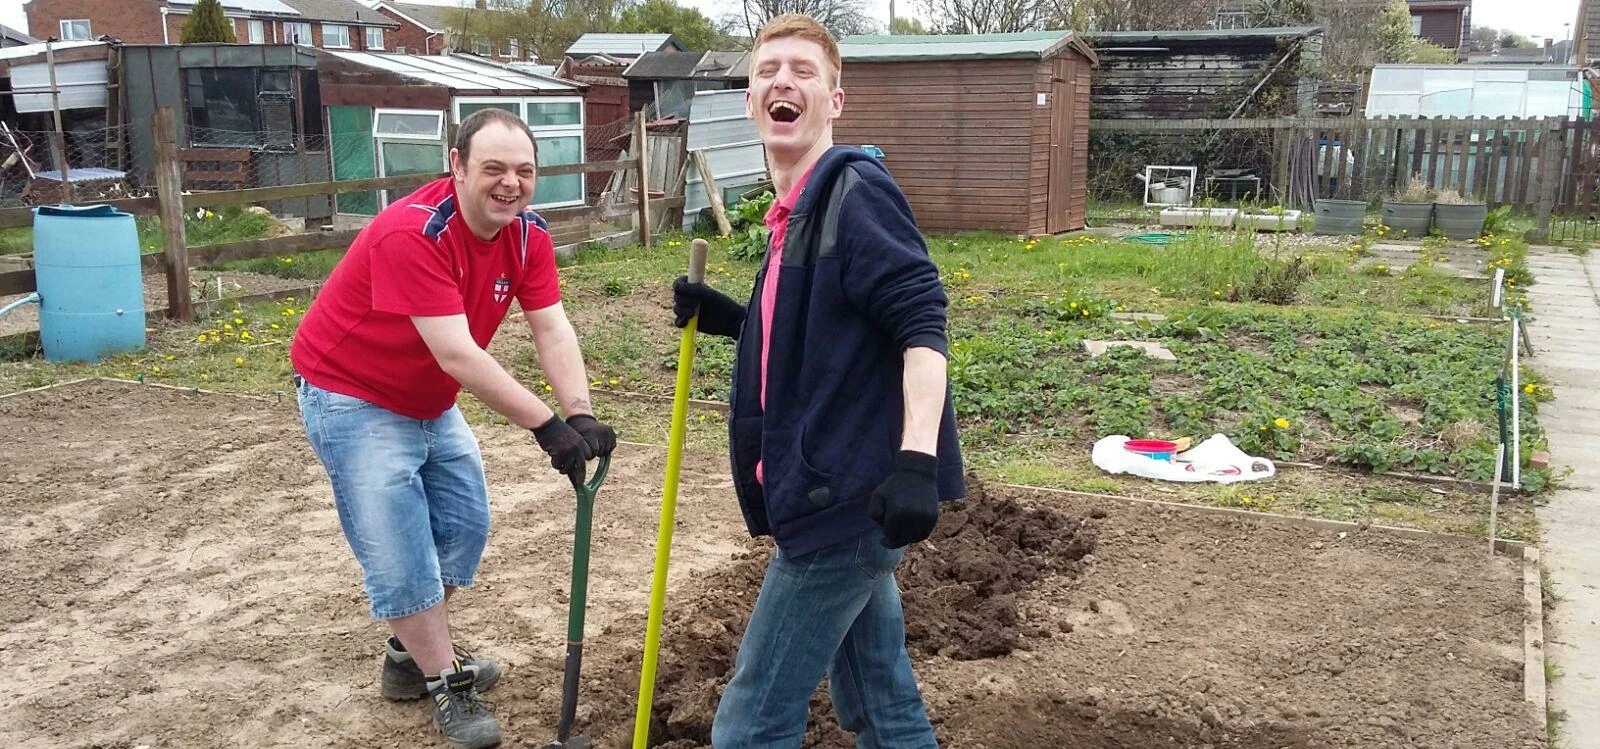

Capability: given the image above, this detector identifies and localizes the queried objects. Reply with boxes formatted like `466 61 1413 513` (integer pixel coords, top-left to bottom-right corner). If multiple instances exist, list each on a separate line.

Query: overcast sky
0 0 1584 50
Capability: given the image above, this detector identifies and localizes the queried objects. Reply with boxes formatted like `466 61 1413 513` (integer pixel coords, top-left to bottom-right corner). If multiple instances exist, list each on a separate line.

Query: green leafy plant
725 191 775 262
1481 205 1515 235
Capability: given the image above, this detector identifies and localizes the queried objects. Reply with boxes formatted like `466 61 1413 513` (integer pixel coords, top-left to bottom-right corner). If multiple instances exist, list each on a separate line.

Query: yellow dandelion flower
608 378 619 385
166 355 175 361
270 323 280 329
223 323 234 330
196 333 207 342
1274 418 1290 429
233 357 245 365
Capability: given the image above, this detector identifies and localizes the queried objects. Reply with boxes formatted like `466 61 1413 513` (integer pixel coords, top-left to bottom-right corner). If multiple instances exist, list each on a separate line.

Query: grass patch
0 227 29 256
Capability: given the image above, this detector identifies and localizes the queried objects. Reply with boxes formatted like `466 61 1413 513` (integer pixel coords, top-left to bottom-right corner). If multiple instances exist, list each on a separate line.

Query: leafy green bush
725 191 775 262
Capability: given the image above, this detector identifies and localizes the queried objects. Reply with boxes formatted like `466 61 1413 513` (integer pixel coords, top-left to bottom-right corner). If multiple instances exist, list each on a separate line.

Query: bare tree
731 0 878 39
922 0 1045 33
1046 0 1212 32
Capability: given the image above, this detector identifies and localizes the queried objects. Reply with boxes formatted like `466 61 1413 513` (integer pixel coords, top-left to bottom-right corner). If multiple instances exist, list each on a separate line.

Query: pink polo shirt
756 165 813 485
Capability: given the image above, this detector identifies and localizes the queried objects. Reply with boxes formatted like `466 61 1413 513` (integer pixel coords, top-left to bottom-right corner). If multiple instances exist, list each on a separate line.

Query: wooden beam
187 229 362 267
636 112 651 247
540 158 637 177
185 172 446 208
691 149 732 236
154 107 192 323
0 268 36 296
0 197 160 230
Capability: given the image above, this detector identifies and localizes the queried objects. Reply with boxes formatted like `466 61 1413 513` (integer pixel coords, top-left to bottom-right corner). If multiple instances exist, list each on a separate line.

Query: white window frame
284 21 313 45
509 38 520 58
323 24 350 48
365 26 384 50
472 36 491 56
60 19 92 41
373 108 448 208
374 108 446 140
1411 14 1423 37
247 19 266 43
452 96 586 209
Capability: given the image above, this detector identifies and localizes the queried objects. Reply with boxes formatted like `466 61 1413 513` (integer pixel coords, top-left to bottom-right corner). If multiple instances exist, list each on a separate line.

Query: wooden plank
187 229 361 267
635 112 650 247
0 268 35 296
1318 128 1335 199
1428 119 1445 189
1504 125 1516 206
0 197 160 230
1453 120 1471 197
1535 119 1564 238
154 107 192 323
539 158 636 177
1337 125 1358 199
1484 117 1506 207
185 172 447 208
1410 118 1427 183
691 149 732 236
1516 125 1538 208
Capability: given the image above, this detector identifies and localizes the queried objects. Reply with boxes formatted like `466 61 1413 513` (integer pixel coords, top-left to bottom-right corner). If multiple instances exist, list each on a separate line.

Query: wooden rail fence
2 109 679 320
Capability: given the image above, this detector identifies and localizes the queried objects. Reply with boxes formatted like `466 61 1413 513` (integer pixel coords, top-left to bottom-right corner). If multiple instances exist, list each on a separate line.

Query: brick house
23 0 397 49
373 1 538 61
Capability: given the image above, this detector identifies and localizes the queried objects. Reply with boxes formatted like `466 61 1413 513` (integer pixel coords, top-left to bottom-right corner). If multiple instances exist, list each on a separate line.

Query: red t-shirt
290 178 561 420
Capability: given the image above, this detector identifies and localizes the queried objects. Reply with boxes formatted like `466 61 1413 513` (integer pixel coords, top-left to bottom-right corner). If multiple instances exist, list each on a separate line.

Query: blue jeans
296 377 491 620
711 527 937 749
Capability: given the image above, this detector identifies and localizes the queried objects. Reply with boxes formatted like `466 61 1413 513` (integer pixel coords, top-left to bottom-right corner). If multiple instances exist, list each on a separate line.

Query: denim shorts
296 377 491 620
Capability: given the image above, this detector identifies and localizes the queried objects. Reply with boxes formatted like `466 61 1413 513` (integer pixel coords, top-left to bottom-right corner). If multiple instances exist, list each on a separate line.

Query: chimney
474 0 486 8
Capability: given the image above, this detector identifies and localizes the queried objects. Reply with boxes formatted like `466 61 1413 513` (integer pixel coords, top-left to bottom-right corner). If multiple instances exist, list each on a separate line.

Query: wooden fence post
636 111 651 247
692 149 732 236
153 107 192 322
1531 118 1564 243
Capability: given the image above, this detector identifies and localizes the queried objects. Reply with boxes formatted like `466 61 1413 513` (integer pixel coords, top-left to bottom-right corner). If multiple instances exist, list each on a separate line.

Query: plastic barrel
1313 199 1366 236
32 204 145 361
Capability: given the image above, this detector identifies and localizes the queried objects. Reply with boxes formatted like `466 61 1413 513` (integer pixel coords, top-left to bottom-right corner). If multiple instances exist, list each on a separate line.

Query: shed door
1047 57 1073 234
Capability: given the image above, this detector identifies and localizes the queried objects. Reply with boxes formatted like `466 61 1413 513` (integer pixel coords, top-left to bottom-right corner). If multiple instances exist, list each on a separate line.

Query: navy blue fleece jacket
727 146 965 556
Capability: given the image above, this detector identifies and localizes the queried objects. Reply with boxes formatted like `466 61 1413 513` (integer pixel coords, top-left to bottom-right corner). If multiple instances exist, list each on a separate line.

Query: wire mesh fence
0 124 152 209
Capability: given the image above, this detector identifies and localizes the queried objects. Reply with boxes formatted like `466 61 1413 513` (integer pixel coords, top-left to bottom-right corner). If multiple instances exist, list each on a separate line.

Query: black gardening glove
673 276 746 339
532 414 592 480
566 414 617 458
868 450 941 549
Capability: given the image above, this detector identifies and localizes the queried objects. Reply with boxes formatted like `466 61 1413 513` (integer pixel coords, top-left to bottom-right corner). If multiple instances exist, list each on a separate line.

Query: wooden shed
834 32 1096 236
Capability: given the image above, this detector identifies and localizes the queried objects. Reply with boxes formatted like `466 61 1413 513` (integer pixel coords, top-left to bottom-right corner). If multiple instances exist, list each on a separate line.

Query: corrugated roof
0 40 106 61
1084 26 1322 44
326 49 580 92
277 0 399 26
168 0 302 16
838 31 1091 62
0 24 37 45
566 33 680 58
623 50 704 79
696 50 748 79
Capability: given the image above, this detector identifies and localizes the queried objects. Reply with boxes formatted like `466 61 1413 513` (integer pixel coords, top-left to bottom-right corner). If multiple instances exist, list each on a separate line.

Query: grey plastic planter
1381 201 1433 238
1434 203 1487 240
1314 199 1366 236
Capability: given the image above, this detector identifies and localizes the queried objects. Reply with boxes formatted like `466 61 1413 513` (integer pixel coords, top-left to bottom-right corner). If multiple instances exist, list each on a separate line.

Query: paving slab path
1527 248 1600 746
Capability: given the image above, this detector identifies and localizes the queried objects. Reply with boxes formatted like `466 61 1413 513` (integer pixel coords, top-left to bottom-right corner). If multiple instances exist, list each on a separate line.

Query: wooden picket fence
1090 116 1600 230
0 108 678 323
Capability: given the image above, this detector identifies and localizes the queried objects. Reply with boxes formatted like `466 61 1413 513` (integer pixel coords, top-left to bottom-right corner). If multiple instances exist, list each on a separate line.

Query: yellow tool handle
633 237 709 748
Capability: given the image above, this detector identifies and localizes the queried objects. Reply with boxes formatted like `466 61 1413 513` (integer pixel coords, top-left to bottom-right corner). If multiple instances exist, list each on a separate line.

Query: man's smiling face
746 35 844 162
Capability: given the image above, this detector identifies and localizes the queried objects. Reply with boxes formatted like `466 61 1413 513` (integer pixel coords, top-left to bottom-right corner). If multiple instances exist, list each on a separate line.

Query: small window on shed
374 110 445 139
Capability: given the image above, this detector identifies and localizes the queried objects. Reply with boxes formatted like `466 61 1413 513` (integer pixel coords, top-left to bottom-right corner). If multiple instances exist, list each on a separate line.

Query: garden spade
631 238 709 748
542 453 611 749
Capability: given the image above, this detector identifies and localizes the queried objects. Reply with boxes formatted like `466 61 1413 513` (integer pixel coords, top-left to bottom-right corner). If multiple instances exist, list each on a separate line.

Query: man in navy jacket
671 13 963 748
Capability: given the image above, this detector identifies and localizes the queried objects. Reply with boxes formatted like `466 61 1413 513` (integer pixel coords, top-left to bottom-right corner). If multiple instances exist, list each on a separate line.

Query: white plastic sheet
1092 434 1276 484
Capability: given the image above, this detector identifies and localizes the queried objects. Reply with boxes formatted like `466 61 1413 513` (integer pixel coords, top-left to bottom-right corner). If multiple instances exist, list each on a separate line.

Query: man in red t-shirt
290 108 613 749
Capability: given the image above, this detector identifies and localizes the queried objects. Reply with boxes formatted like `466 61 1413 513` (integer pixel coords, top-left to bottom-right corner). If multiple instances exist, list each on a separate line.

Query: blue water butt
32 204 146 361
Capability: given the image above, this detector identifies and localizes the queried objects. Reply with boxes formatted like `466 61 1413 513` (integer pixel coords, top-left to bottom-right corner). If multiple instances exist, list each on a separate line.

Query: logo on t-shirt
493 274 511 304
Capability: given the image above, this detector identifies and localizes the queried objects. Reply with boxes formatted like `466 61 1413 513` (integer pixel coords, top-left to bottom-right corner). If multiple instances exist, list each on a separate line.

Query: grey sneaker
381 637 502 700
428 661 502 749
